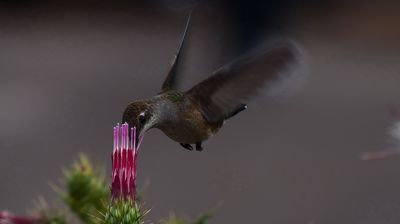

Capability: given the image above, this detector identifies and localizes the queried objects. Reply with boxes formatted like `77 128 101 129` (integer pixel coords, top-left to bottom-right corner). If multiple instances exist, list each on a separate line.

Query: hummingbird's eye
138 113 146 125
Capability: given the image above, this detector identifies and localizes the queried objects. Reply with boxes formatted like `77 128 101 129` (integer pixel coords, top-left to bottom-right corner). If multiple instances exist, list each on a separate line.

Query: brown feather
161 12 192 91
187 41 302 123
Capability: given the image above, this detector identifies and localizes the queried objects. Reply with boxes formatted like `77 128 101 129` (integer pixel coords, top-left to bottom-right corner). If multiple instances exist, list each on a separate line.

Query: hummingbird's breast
157 94 222 144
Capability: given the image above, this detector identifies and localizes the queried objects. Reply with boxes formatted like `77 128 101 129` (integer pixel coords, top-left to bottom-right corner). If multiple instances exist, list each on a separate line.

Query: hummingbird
122 14 302 151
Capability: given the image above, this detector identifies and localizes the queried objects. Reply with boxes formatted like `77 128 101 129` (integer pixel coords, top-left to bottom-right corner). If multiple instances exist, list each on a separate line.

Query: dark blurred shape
361 106 400 161
226 0 300 52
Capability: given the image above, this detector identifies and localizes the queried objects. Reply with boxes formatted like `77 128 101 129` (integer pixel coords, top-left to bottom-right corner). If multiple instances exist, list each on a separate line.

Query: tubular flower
0 211 39 224
111 123 139 201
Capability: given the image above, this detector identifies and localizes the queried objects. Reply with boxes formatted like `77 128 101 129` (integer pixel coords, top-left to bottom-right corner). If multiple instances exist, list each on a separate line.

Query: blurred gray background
1 1 400 223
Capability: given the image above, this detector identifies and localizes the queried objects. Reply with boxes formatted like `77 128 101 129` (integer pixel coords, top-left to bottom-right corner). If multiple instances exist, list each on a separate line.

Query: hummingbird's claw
180 143 193 151
195 142 203 151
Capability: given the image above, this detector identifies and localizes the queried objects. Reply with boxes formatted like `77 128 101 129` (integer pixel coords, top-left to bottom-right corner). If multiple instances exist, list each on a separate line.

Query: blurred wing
161 12 192 91
187 42 302 123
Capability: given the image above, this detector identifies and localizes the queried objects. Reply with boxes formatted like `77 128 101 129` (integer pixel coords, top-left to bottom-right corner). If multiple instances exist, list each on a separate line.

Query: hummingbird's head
122 101 156 145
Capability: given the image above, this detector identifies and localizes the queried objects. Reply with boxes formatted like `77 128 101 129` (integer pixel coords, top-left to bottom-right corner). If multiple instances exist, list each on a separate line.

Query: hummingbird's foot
180 143 193 151
195 142 203 151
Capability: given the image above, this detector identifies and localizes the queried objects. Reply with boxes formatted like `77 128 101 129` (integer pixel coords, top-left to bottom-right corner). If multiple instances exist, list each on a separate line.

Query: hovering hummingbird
122 14 302 151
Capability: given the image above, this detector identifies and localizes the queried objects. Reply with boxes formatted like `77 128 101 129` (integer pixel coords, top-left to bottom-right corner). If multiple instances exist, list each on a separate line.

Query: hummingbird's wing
187 42 302 123
161 13 192 92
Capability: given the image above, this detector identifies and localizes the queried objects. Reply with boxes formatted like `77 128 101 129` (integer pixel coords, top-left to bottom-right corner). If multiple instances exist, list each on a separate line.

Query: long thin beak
131 127 144 151
136 133 144 150
128 124 145 150
135 133 140 150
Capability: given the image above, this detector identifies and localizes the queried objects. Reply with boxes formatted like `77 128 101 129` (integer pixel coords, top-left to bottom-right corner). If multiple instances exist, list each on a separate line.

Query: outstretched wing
187 41 302 123
161 12 192 91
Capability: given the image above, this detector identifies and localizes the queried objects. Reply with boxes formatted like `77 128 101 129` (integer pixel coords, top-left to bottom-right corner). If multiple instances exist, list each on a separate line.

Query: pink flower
0 211 39 224
111 123 139 201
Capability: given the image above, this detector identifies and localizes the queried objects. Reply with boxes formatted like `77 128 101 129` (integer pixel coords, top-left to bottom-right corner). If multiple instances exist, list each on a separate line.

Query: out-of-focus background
1 0 400 223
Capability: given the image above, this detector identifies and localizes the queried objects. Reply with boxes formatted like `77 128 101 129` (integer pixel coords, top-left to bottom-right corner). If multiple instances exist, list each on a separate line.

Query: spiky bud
103 201 143 224
61 155 108 224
